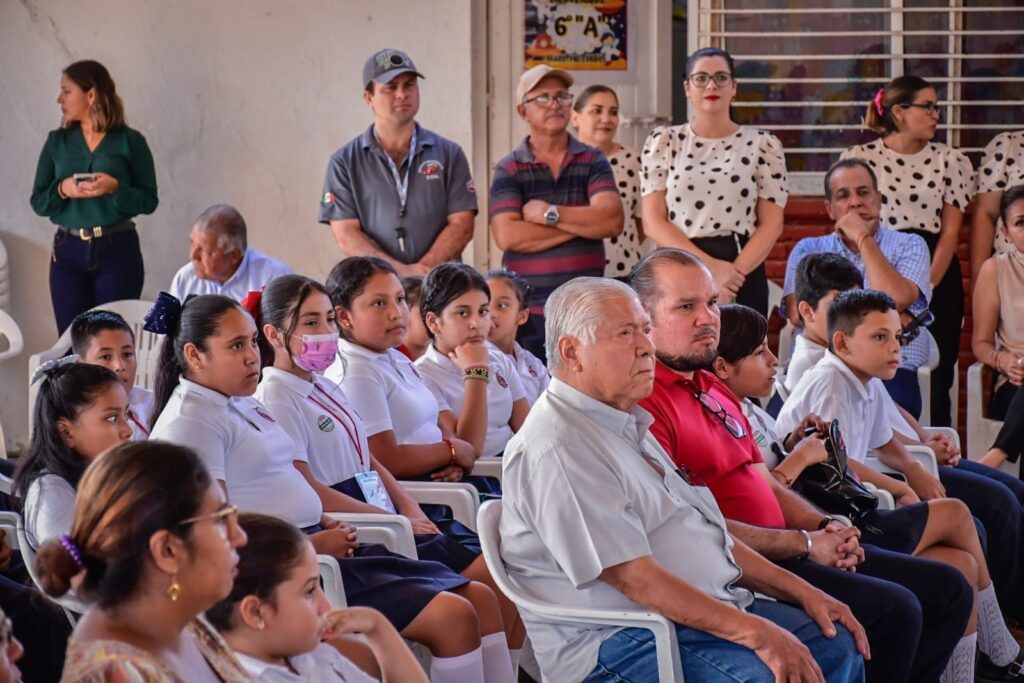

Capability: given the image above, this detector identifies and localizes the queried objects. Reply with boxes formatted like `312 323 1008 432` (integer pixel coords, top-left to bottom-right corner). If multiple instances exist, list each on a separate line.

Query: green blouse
30 124 159 230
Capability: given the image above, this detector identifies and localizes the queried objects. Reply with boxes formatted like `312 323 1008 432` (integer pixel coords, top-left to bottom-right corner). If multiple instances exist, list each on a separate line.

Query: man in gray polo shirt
499 277 867 682
319 48 477 277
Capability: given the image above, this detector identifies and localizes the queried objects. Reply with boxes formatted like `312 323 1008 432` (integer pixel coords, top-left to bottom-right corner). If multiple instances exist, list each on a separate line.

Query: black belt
57 220 134 241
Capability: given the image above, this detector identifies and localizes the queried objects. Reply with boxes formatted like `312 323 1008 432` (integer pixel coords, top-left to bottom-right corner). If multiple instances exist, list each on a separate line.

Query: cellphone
73 173 97 184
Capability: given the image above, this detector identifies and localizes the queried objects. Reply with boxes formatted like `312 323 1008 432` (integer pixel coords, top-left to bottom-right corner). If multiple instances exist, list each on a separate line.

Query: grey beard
656 347 718 372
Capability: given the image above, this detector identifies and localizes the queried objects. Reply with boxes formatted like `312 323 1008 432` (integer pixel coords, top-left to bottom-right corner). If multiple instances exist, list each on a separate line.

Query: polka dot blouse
640 124 789 240
605 144 643 277
841 140 974 235
976 131 1024 256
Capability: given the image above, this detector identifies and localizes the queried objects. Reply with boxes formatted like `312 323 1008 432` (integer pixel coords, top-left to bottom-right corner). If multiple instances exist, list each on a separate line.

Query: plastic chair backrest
318 554 347 608
0 310 24 363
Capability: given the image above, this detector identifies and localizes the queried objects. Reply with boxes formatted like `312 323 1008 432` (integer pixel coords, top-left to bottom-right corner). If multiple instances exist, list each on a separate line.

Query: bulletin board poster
524 1 628 71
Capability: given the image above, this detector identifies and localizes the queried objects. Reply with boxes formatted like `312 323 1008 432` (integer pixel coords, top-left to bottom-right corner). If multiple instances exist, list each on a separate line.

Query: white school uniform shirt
508 342 549 405
127 385 154 441
327 338 447 444
501 379 752 682
256 368 370 486
168 248 293 303
741 397 782 469
150 378 322 528
23 474 76 550
785 333 916 440
415 343 527 457
234 643 378 683
776 351 894 463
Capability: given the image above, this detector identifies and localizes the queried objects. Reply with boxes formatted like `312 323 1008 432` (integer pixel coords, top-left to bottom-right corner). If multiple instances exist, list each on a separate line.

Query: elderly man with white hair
499 277 867 683
168 203 292 302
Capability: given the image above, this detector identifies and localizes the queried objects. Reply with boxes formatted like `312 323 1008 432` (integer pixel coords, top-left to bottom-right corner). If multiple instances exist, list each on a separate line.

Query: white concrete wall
0 0 481 450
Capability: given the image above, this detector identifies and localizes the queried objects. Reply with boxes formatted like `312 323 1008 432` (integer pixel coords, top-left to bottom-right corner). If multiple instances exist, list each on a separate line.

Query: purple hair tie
59 534 86 572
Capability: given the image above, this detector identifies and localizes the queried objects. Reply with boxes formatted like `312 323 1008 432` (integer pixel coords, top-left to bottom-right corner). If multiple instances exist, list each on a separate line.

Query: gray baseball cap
363 49 425 88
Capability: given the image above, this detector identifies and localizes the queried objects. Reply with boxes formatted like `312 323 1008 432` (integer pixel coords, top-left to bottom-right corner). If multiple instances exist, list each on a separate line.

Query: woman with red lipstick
38 441 250 682
841 75 974 428
640 47 788 316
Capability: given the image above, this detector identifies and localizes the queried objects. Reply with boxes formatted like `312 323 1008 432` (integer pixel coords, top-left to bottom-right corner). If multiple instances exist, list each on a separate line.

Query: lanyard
308 384 366 467
127 409 149 436
375 126 418 219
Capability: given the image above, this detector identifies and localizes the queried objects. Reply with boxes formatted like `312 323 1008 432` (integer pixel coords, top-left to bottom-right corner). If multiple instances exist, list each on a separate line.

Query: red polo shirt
639 363 786 529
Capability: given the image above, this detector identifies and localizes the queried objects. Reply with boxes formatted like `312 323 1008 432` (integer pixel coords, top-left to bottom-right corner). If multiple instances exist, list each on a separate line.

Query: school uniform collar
547 377 654 443
795 333 826 355
177 377 231 407
422 343 460 374
819 350 872 401
234 651 298 681
261 367 316 399
338 337 387 361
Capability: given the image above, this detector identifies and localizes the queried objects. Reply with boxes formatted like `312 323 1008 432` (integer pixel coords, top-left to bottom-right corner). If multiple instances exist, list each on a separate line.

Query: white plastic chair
865 445 940 479
966 362 1010 471
862 482 895 511
0 239 11 313
0 473 12 495
318 554 348 608
471 457 503 481
15 513 86 626
777 321 796 371
322 512 418 559
917 330 958 429
402 481 480 531
0 310 24 363
28 299 159 430
477 500 684 682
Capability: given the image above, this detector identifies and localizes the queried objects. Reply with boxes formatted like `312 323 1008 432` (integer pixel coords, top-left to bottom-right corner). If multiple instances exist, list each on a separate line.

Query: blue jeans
584 599 865 683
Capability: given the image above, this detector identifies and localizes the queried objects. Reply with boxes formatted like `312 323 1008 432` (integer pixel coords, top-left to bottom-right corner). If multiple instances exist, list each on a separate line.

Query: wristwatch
543 204 560 226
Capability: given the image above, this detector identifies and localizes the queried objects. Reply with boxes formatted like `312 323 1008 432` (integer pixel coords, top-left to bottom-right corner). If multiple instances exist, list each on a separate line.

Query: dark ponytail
863 75 932 135
257 275 332 368
150 295 243 428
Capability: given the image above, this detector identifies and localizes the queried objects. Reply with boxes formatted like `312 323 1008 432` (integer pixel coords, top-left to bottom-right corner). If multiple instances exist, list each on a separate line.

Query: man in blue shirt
782 158 932 418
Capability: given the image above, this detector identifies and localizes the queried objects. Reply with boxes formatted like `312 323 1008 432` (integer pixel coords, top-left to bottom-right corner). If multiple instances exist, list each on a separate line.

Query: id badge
356 471 396 513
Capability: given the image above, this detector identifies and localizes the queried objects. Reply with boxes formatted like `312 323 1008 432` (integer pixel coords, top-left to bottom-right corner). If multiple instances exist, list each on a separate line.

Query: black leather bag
790 419 880 533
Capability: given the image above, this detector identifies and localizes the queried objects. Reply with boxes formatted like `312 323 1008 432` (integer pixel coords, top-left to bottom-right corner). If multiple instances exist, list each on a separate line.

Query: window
688 0 1024 194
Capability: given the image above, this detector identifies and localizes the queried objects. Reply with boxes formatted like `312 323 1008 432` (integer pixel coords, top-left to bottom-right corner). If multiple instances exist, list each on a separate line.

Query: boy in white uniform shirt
70 309 154 440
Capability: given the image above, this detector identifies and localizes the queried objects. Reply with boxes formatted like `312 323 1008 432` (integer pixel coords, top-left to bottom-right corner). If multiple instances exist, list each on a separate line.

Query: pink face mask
293 332 339 373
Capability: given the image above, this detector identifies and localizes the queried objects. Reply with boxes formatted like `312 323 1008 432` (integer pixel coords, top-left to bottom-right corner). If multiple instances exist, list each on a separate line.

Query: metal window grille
688 0 1024 194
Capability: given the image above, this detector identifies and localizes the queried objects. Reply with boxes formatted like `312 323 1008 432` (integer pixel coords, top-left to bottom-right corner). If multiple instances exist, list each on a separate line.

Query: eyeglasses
900 102 941 117
180 505 239 527
897 309 935 347
694 391 747 439
522 92 574 107
687 72 734 89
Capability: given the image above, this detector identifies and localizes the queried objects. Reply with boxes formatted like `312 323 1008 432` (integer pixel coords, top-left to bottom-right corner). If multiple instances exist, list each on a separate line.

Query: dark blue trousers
49 228 145 334
941 459 1024 621
882 368 923 421
780 544 971 683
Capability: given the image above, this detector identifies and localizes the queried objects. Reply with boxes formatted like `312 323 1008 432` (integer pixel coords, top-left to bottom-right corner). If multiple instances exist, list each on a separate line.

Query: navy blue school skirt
331 478 480 572
303 524 468 631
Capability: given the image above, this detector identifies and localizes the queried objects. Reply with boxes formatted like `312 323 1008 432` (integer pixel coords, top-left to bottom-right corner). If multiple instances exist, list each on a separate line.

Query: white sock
940 633 977 683
978 584 1021 666
481 632 515 683
509 648 522 675
431 646 484 683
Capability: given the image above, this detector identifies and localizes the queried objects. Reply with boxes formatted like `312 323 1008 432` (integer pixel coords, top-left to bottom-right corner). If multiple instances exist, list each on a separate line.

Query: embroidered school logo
496 372 508 388
255 407 275 422
419 160 443 179
527 365 538 377
317 415 336 433
322 192 333 205
466 178 476 193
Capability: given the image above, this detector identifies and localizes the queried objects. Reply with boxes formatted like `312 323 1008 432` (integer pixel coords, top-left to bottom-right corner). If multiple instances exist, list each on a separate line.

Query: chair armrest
865 446 939 479
0 310 24 362
322 512 417 559
862 482 895 510
471 458 503 481
922 426 961 453
317 554 347 607
401 481 479 531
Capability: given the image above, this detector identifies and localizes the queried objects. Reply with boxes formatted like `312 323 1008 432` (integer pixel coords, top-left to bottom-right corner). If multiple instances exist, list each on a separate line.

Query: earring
167 575 182 602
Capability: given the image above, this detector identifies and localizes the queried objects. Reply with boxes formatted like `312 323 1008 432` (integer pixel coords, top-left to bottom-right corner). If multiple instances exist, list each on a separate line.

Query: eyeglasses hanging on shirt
693 390 748 439
375 126 418 255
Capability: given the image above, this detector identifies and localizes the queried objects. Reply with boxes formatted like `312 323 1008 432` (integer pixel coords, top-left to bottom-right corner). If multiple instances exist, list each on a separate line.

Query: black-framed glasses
522 92 574 107
899 102 941 117
687 71 733 89
180 505 239 528
694 391 747 439
897 308 935 347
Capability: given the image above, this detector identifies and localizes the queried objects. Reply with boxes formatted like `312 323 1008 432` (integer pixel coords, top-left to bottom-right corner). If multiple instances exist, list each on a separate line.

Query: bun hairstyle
147 293 245 428
257 275 332 368
573 84 618 114
14 362 122 502
485 268 531 310
420 263 490 340
325 256 398 311
686 47 736 78
205 513 308 632
863 75 932 134
35 441 211 607
716 304 769 365
62 60 126 132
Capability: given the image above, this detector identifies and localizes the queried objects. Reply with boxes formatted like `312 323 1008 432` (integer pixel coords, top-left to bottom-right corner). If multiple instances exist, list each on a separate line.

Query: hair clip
873 88 885 116
30 354 79 386
239 290 263 321
59 534 87 572
144 292 184 335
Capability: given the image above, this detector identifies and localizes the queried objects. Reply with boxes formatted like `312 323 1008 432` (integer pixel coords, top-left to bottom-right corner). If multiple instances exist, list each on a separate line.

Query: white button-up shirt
415 343 526 456
168 247 293 302
776 351 894 462
127 385 154 441
151 378 322 528
234 643 377 683
507 342 549 405
501 379 753 682
328 338 447 444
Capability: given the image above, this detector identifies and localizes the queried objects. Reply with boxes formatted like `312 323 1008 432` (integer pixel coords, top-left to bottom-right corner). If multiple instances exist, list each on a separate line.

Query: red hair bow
873 89 885 116
240 290 263 321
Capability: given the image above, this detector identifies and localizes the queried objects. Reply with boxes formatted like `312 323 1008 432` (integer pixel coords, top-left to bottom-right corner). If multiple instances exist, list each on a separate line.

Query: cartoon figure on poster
525 0 628 71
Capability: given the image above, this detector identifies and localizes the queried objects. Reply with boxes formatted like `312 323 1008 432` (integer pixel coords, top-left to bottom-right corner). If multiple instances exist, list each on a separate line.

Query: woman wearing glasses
640 47 788 316
841 75 975 428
